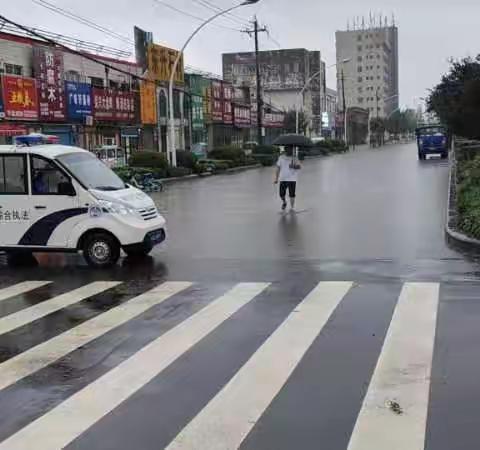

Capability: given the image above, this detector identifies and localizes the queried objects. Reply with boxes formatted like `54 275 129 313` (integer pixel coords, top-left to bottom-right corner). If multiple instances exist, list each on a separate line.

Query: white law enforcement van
0 142 166 268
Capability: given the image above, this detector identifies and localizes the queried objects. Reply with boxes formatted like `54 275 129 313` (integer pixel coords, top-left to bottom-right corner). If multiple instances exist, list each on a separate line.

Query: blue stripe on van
18 208 88 246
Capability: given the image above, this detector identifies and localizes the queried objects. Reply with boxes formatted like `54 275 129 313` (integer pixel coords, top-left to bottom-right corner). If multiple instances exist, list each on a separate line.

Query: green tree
283 110 308 134
427 56 480 138
385 109 418 136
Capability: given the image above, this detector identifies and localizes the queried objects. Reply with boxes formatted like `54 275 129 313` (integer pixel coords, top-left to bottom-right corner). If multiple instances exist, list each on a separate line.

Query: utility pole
341 68 347 144
243 17 267 145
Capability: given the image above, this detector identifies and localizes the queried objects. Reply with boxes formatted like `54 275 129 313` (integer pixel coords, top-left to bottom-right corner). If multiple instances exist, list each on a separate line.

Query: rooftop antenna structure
347 18 350 30
369 11 373 29
361 16 365 30
392 12 396 26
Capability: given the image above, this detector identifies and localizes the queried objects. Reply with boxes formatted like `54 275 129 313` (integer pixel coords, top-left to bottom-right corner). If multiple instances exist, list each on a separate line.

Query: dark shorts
279 181 296 198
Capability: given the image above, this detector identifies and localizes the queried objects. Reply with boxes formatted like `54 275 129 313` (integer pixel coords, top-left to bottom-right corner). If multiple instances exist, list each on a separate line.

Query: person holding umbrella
274 146 301 211
273 134 311 212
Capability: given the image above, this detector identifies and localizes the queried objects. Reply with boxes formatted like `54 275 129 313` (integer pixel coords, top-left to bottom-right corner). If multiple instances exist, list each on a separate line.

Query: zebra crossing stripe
0 281 121 337
0 281 51 304
0 281 192 392
167 281 353 450
0 282 269 450
347 282 439 450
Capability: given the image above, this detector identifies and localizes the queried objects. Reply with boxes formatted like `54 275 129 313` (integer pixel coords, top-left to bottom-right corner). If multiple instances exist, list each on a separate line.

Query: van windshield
57 152 126 191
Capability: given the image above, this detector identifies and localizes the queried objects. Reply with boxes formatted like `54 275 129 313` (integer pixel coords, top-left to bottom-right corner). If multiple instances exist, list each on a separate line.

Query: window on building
376 44 381 49
357 97 364 103
377 76 381 80
357 56 362 62
357 76 363 82
357 66 363 73
109 80 119 89
0 156 27 194
4 64 23 76
357 45 362 51
65 70 80 82
293 62 300 73
357 35 362 41
358 87 363 93
284 63 290 72
90 77 104 88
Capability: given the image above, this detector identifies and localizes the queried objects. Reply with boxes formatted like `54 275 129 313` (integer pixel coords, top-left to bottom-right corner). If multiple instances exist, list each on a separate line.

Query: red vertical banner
211 81 223 123
33 46 65 121
2 75 39 120
222 83 233 124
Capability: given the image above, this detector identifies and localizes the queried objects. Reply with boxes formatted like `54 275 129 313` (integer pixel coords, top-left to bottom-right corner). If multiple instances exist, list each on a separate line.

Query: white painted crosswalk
347 283 439 450
0 281 191 392
167 281 352 450
0 281 51 304
0 278 449 450
0 281 120 336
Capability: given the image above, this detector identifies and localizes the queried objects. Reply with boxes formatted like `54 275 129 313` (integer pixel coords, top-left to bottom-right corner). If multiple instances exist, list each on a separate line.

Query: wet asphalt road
0 142 479 450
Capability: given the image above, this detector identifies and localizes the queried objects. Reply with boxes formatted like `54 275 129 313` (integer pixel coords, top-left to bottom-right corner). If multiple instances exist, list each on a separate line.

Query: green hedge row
457 155 480 239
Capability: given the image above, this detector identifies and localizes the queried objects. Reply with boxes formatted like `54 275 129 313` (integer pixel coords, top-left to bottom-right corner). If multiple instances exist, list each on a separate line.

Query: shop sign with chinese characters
92 88 135 122
33 46 65 121
65 82 92 120
1 76 38 121
0 207 30 222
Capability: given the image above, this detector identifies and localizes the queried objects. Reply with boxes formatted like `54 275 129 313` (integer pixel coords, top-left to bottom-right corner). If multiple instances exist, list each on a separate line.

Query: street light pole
342 68 347 144
295 60 350 137
167 0 260 167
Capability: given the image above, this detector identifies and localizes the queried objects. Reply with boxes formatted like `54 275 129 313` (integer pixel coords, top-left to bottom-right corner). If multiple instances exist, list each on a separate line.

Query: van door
0 154 31 247
24 155 84 248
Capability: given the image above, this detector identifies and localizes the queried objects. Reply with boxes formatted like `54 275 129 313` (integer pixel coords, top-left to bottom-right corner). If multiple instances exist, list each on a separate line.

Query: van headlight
98 200 136 216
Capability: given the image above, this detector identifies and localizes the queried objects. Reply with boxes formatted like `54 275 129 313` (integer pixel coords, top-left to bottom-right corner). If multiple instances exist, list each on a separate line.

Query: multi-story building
222 49 325 137
335 21 399 119
0 28 143 151
323 88 338 137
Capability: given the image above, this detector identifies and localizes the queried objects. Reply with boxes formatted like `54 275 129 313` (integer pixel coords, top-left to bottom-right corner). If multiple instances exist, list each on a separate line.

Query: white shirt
277 154 299 182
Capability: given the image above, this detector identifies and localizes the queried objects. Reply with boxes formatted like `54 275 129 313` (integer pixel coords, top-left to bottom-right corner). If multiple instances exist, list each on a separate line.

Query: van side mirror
58 182 76 196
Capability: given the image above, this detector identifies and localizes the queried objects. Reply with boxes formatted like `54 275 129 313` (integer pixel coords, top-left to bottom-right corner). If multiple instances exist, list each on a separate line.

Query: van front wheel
83 232 120 268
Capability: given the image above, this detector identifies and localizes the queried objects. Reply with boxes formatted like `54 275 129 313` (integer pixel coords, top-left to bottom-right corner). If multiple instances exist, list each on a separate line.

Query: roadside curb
159 164 262 184
445 149 480 251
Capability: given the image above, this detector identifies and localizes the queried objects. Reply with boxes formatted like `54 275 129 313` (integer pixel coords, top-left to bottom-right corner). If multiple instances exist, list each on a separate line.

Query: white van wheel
83 232 120 268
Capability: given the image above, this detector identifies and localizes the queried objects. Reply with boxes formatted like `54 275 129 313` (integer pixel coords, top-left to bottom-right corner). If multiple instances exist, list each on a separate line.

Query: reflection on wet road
0 144 478 450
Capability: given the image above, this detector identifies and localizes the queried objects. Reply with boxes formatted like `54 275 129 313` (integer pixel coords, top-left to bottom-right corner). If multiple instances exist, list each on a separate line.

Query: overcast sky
3 0 480 109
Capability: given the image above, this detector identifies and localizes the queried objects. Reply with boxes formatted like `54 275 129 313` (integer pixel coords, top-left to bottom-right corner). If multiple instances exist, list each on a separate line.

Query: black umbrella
273 134 313 147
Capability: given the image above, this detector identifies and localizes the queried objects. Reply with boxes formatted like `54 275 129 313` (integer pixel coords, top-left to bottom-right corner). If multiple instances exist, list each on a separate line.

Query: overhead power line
0 14 150 83
32 0 133 45
0 13 226 93
189 0 250 27
152 0 242 32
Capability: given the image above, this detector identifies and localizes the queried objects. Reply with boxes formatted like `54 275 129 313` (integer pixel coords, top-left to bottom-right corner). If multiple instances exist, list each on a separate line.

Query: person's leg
279 182 287 210
288 182 296 209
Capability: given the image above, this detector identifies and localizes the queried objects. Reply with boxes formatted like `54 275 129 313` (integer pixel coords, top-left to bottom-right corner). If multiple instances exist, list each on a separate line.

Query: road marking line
0 281 192 392
0 282 269 450
0 281 121 337
347 282 439 450
167 281 353 450
0 281 51 304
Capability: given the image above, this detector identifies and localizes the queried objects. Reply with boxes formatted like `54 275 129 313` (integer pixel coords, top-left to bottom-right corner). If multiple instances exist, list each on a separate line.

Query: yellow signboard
147 43 184 84
140 80 157 125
